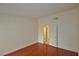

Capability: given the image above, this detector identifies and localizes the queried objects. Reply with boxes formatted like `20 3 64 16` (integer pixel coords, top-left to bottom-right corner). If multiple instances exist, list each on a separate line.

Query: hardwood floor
5 43 78 56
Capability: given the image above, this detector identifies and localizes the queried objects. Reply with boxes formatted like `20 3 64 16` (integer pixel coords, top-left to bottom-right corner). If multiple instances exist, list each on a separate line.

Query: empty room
0 3 79 56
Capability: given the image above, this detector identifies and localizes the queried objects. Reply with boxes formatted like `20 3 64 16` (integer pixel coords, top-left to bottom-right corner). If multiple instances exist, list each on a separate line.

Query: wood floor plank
5 43 78 56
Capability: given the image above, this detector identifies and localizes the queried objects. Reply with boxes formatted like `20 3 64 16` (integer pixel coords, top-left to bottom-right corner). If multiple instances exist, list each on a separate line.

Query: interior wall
38 8 78 52
77 7 79 55
0 14 38 55
38 16 57 47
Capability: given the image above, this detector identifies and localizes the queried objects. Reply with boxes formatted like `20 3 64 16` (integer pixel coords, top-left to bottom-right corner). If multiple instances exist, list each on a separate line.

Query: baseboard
3 42 37 56
38 42 78 54
4 42 78 56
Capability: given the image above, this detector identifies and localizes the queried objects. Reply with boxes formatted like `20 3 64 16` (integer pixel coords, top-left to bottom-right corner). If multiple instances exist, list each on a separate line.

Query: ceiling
0 3 78 18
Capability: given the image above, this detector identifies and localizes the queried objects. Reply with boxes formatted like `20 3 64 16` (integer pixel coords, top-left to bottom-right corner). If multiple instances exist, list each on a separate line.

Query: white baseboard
3 42 78 56
3 42 37 56
38 42 78 53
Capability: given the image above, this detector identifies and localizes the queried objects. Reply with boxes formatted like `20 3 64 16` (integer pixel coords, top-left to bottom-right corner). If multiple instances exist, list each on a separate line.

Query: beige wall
78 8 79 51
77 7 79 55
38 8 78 52
0 7 78 55
0 14 38 55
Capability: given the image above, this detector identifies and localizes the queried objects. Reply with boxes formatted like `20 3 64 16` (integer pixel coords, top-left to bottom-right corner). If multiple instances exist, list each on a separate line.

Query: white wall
0 14 38 55
38 16 57 47
38 8 78 52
